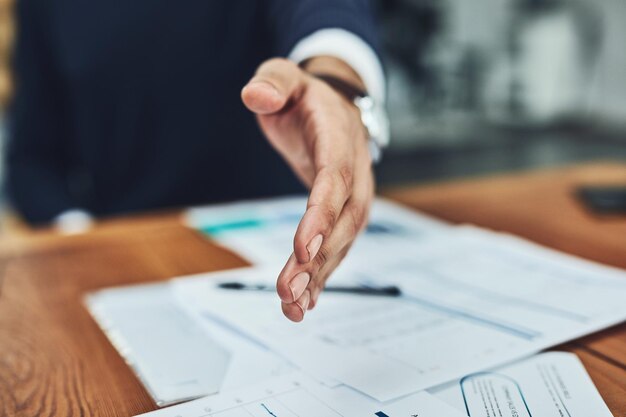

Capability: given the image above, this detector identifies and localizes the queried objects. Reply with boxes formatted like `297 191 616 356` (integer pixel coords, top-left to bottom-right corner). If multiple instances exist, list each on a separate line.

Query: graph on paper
136 375 341 417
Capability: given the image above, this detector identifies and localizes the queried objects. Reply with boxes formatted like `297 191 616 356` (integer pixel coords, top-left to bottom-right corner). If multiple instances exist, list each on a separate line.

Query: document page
429 352 615 417
135 371 465 417
364 226 626 344
185 196 449 266
172 269 531 402
86 283 233 406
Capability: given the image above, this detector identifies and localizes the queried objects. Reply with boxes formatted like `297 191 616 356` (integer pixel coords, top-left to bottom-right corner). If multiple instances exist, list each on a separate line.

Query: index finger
292 161 354 264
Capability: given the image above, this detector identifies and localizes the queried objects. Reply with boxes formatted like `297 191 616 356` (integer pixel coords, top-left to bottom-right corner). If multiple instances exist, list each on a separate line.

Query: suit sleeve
267 0 382 60
5 0 76 224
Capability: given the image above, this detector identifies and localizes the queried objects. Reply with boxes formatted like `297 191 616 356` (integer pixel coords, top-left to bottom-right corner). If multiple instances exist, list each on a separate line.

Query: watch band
312 73 367 101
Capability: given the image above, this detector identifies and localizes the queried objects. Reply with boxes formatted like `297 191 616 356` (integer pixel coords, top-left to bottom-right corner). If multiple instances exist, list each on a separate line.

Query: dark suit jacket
6 0 380 224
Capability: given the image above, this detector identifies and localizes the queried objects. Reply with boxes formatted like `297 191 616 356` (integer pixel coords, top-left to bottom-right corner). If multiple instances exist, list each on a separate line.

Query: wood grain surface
1 162 625 416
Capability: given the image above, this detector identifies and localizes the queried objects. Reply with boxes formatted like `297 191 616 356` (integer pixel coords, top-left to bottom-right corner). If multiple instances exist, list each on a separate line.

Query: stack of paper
171 229 626 402
135 352 614 417
185 197 450 268
135 371 465 417
85 196 623 416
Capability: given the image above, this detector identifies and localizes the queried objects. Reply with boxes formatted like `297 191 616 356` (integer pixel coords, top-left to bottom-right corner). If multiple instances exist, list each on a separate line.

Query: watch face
368 139 382 163
355 96 390 148
375 106 390 146
354 96 389 163
363 109 381 139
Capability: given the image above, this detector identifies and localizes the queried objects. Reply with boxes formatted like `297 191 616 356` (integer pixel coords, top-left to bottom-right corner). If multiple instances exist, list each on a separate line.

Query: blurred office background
0 0 624 222
373 0 626 185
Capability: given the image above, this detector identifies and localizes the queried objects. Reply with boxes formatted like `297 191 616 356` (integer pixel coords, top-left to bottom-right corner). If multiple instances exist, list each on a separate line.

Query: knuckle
312 246 331 270
319 165 352 197
337 165 354 195
305 202 335 234
348 204 365 236
276 281 293 302
320 204 338 229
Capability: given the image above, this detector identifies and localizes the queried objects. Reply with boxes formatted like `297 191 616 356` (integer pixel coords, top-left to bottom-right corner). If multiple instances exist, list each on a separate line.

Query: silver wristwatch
314 74 389 163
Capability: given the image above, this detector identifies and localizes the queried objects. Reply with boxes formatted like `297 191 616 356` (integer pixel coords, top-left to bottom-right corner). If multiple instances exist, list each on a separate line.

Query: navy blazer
6 0 380 224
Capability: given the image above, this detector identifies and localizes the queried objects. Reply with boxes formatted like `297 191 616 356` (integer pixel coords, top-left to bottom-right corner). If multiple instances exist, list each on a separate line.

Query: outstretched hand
241 57 375 322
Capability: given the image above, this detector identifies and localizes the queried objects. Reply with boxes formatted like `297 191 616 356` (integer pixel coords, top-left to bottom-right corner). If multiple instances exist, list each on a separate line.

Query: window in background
377 0 624 147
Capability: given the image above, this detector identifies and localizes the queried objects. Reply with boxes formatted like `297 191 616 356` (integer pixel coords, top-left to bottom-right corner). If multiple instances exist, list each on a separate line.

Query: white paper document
86 283 232 406
430 352 615 417
86 283 298 406
172 226 626 402
87 196 625 410
185 196 449 266
135 371 465 417
371 226 626 344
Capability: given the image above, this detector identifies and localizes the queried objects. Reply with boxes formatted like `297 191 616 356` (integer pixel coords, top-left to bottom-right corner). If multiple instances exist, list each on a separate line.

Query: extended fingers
277 195 369 305
278 166 367 304
277 157 373 321
304 149 374 309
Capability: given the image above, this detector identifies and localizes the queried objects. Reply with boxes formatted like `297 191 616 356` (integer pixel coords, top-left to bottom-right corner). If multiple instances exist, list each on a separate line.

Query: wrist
305 70 389 163
300 56 366 93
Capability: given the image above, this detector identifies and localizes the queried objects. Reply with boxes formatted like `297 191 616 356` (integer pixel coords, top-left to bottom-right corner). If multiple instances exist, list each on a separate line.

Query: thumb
241 58 305 115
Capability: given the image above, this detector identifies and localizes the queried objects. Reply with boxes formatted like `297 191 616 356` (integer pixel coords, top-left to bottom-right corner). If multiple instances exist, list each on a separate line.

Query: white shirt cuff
288 28 386 106
54 209 94 234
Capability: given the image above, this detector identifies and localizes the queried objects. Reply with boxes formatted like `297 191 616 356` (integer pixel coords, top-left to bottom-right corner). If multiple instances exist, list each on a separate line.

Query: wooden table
1 162 625 416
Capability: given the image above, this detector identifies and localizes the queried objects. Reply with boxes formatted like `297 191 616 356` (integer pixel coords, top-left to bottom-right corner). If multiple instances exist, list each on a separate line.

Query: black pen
218 282 401 297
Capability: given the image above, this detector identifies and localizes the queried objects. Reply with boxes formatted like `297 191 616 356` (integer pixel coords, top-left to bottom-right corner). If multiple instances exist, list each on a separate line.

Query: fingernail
307 234 323 262
296 290 311 315
289 272 310 302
